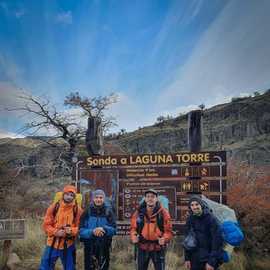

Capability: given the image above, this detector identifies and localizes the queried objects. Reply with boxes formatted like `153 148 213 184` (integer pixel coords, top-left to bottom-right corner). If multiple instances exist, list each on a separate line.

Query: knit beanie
92 189 106 198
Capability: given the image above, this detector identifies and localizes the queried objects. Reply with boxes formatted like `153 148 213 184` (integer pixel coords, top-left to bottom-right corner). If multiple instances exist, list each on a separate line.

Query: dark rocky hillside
110 91 270 165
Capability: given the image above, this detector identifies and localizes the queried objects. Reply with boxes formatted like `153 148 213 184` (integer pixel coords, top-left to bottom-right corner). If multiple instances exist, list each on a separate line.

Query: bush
227 161 270 255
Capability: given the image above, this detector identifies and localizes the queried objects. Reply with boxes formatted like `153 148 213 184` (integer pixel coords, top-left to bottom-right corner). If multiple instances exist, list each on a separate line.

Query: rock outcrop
112 91 270 165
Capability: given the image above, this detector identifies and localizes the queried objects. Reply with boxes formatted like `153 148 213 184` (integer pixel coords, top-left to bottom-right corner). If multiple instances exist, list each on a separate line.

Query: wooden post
188 110 202 152
1 240 12 268
188 110 202 193
85 116 104 155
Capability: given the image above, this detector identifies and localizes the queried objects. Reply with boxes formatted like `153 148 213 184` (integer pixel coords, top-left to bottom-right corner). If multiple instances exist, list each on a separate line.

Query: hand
158 237 166 246
93 227 105 237
131 235 139 244
205 263 214 270
65 227 72 235
185 261 191 269
55 229 65 237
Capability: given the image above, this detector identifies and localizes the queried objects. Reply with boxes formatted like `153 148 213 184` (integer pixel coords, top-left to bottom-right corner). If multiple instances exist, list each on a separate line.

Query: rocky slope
111 91 270 165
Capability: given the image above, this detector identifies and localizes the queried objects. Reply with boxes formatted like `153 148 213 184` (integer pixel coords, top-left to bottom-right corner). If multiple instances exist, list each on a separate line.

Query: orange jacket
43 200 82 249
130 205 172 250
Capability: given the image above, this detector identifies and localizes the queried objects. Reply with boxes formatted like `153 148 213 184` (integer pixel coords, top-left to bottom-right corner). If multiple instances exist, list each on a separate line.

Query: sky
0 0 270 138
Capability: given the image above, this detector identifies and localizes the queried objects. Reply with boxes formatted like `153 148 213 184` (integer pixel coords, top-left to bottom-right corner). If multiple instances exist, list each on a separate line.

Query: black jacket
184 209 223 268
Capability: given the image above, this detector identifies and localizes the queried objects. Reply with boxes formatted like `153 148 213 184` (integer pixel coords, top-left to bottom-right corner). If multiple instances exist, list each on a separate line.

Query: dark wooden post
188 110 203 194
188 110 202 152
85 116 104 155
2 240 12 268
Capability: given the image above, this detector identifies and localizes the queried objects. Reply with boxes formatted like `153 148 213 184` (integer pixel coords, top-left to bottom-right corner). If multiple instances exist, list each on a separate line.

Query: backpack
220 221 244 262
221 221 244 247
200 196 244 263
136 195 169 235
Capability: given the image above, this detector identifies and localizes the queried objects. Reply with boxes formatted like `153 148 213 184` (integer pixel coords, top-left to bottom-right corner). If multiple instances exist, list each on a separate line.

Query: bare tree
7 91 118 156
64 92 118 155
198 103 205 110
7 93 86 153
64 92 118 133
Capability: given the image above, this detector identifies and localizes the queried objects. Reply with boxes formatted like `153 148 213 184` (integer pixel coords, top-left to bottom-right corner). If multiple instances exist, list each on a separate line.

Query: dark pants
83 241 110 270
137 248 165 270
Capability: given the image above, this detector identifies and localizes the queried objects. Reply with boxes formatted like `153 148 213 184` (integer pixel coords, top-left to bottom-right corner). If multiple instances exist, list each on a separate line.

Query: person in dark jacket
79 189 116 270
184 196 223 270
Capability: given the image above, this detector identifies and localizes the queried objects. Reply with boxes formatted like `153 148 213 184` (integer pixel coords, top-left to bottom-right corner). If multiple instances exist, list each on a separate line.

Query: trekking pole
134 243 138 270
160 245 166 270
134 243 137 261
63 238 68 270
99 238 105 270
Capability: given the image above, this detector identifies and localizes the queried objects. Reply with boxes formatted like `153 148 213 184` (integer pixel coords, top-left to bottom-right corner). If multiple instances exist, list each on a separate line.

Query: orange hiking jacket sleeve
162 208 173 243
42 204 58 237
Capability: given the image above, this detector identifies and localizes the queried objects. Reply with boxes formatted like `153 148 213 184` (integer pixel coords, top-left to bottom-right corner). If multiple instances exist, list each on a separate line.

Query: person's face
145 193 158 208
63 192 75 204
190 201 202 214
93 194 105 206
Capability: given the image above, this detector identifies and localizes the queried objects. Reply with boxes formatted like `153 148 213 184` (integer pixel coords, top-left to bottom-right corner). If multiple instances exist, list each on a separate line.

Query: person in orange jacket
130 189 173 270
39 185 82 270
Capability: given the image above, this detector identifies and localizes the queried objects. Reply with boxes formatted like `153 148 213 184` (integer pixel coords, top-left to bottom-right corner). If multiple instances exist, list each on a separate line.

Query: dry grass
2 218 268 270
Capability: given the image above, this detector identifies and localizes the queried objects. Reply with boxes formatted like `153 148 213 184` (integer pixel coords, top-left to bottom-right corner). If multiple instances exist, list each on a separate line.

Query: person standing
184 195 224 270
39 185 82 270
79 189 116 270
130 189 173 270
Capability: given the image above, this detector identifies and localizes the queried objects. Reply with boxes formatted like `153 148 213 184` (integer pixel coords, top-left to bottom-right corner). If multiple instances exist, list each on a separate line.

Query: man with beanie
79 189 116 270
130 189 173 270
39 185 82 270
184 195 223 270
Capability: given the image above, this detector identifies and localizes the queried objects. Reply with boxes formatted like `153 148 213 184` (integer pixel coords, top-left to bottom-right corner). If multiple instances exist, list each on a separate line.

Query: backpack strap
52 202 60 218
157 210 164 233
72 201 78 225
136 209 145 236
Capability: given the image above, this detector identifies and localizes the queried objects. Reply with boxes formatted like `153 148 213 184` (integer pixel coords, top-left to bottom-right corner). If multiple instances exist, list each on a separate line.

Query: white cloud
150 0 204 58
0 53 24 83
159 104 198 118
189 0 204 22
0 129 24 139
14 9 26 19
0 82 30 110
107 92 155 133
158 0 270 111
0 2 8 13
55 11 73 25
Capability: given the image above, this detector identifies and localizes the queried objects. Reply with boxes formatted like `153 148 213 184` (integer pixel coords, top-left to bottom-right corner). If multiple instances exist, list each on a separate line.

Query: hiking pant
39 244 76 270
137 248 165 270
83 241 110 270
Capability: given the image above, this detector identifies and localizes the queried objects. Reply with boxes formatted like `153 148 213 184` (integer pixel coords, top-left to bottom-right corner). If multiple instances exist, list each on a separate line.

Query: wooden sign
75 151 226 234
82 151 226 167
0 219 25 240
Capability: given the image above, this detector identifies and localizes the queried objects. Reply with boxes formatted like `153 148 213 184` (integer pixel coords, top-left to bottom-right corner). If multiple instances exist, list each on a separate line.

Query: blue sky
0 0 270 137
